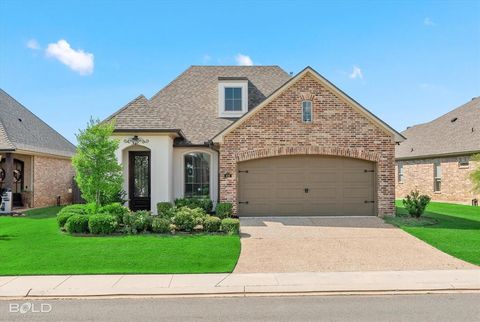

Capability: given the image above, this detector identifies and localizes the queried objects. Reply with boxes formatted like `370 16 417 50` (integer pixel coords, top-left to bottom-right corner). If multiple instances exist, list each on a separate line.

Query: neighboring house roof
396 97 480 160
0 89 76 158
213 66 405 143
105 66 291 144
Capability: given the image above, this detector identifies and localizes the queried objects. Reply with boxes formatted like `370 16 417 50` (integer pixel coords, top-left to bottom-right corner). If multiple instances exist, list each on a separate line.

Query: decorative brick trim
235 146 381 163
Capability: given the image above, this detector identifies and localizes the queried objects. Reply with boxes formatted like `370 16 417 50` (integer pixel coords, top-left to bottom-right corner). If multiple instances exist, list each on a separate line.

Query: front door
129 151 151 211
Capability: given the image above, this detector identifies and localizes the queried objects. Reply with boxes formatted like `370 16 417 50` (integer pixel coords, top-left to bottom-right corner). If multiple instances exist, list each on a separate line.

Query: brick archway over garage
234 146 381 163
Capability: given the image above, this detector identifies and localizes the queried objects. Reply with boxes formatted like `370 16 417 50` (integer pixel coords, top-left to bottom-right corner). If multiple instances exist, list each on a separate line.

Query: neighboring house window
218 80 248 117
434 161 442 192
398 163 404 183
458 157 469 168
302 101 312 123
184 152 210 198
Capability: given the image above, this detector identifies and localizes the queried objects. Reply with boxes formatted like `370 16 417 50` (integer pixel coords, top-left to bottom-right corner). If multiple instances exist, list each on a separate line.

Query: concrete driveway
234 217 477 273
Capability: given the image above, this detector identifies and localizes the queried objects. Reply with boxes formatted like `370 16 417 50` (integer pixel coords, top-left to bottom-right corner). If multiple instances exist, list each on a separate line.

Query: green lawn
0 207 240 275
386 200 480 266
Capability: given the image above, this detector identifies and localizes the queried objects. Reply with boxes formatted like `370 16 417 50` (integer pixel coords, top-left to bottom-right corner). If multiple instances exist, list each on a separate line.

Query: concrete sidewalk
0 269 479 298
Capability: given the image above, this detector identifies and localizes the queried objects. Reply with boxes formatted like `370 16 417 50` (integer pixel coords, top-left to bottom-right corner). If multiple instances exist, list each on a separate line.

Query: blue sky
1 0 479 144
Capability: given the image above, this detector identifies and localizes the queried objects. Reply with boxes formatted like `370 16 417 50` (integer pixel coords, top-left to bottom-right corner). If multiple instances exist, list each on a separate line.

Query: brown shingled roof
105 66 291 144
396 97 480 159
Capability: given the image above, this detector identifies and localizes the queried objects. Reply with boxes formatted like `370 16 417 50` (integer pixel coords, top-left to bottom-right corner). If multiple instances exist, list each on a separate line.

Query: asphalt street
1 293 479 322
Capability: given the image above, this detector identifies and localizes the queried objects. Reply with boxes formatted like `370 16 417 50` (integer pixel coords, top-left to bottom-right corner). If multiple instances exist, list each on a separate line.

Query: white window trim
218 80 248 117
398 163 404 184
181 150 213 199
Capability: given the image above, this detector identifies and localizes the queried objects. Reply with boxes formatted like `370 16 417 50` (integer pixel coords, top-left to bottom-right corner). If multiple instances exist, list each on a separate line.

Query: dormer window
218 79 248 117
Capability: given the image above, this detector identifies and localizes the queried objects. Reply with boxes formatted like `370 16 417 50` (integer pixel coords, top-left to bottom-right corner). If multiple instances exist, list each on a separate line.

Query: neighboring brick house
0 89 76 208
395 97 480 203
106 66 404 217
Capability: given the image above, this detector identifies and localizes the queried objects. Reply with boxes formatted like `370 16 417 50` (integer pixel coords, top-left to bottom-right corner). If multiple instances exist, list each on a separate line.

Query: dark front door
129 151 151 211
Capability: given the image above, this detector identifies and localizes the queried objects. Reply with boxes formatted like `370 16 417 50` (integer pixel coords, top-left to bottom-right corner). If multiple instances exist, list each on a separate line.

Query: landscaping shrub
220 218 240 235
157 202 174 219
58 204 86 215
402 190 431 218
123 211 152 234
84 202 101 215
57 212 76 228
174 198 213 213
172 207 198 232
57 204 86 228
65 214 90 234
88 214 118 235
215 202 233 219
204 216 221 232
99 203 129 224
152 217 171 233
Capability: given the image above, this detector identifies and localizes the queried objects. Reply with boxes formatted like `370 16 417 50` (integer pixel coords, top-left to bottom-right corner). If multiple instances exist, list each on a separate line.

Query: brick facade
219 73 397 217
395 156 479 203
33 155 75 208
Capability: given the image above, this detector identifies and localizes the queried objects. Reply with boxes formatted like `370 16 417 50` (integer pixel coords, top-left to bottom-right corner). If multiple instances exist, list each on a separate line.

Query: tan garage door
238 155 375 217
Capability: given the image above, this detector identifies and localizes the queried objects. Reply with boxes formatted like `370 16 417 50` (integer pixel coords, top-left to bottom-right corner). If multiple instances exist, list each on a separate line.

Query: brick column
3 153 13 191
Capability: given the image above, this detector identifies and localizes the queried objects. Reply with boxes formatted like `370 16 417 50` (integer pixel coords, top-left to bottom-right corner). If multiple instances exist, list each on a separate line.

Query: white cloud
349 66 363 79
45 39 94 75
202 54 212 64
235 53 254 66
424 17 436 26
26 39 40 50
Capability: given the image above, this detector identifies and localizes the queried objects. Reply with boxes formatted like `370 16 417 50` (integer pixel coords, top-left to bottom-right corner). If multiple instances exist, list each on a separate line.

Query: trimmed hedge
204 216 221 232
88 214 118 235
65 214 90 234
220 218 240 235
57 211 76 228
57 204 88 228
215 202 232 219
99 203 129 224
157 202 174 219
152 217 171 233
123 211 153 234
174 198 213 213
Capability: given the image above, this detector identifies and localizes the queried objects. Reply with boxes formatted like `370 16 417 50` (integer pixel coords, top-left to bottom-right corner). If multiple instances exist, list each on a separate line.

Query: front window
458 157 469 168
184 152 210 198
398 163 404 183
302 101 312 123
434 162 441 192
225 87 242 111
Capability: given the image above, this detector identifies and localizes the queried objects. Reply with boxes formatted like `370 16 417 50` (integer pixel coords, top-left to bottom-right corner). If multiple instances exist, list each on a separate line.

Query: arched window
184 152 210 198
302 100 312 123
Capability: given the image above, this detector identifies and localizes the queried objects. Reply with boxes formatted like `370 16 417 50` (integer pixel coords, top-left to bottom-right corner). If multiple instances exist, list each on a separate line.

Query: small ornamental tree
470 154 480 194
72 118 123 206
402 190 431 218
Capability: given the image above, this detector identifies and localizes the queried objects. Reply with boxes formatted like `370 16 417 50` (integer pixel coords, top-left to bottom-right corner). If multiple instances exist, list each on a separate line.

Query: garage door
238 155 375 217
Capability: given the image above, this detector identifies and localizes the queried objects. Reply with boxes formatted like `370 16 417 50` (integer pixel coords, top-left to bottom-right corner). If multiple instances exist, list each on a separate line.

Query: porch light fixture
124 135 149 145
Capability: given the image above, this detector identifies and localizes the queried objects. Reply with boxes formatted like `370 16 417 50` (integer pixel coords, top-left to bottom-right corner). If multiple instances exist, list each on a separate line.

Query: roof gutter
396 150 480 161
113 128 185 139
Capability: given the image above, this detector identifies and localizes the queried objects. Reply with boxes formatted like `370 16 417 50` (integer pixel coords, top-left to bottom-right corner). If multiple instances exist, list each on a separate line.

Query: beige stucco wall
114 133 174 212
395 155 480 203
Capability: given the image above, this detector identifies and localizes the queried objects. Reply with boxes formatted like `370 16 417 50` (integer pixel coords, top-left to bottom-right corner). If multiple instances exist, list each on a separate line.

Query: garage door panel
238 155 375 217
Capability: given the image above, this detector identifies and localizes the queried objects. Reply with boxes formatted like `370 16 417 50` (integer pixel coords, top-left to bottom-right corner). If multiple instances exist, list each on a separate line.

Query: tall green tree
72 119 123 206
471 154 480 193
